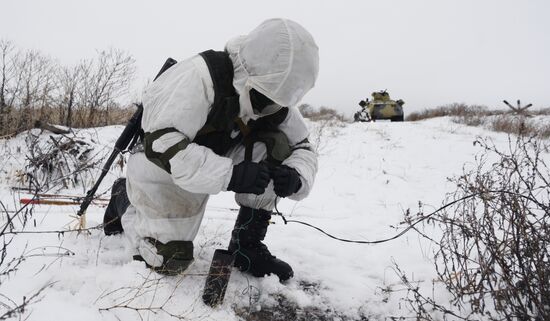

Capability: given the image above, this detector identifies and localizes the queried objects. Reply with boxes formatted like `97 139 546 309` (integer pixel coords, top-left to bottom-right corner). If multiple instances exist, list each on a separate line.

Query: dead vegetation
407 103 550 139
406 103 495 121
234 294 367 321
0 132 92 319
298 104 348 123
397 135 550 320
21 131 106 191
0 39 135 137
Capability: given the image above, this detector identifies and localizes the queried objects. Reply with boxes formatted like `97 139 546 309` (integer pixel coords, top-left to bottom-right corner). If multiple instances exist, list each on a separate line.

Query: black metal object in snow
202 249 234 307
503 99 533 116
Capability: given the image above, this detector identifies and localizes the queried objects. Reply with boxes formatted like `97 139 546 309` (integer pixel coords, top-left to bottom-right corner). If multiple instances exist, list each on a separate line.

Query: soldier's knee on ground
135 237 194 275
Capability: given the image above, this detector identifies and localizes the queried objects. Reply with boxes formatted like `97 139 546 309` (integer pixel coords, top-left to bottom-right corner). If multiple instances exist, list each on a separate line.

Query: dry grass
0 106 135 138
298 104 348 123
406 103 550 139
1 103 342 138
405 103 497 121
488 115 550 139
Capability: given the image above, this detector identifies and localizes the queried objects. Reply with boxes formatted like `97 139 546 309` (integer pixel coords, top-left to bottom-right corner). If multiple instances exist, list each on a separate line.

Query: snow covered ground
0 117 546 320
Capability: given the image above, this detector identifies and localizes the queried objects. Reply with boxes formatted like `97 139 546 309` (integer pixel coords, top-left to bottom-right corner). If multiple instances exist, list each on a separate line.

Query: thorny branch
0 129 114 319
97 269 210 320
396 135 550 321
0 282 56 321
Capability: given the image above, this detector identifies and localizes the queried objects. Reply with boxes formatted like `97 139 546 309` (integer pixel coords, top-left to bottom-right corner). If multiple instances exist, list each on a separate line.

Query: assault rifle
76 58 177 221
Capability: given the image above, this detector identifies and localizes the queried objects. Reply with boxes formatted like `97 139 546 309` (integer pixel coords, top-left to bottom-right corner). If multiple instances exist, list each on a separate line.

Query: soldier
103 18 319 282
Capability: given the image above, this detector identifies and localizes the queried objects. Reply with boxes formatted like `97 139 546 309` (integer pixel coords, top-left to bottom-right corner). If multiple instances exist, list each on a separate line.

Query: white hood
225 18 319 121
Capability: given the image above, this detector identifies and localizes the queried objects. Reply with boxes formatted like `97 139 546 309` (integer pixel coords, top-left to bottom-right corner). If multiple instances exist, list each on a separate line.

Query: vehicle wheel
391 115 404 122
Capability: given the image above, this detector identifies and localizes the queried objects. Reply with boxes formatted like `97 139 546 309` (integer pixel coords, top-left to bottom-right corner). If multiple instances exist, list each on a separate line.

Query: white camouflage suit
121 19 319 268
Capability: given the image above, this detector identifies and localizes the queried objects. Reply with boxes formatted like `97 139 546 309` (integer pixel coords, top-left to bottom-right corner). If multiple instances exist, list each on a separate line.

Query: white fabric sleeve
278 107 318 200
142 56 234 195
151 131 234 194
284 146 317 201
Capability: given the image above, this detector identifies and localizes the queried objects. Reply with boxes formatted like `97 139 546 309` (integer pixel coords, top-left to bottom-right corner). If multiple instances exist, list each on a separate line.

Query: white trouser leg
120 205 168 268
121 152 208 265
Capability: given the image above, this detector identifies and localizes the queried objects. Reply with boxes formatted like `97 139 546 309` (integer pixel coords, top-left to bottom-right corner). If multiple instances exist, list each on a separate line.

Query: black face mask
249 88 284 117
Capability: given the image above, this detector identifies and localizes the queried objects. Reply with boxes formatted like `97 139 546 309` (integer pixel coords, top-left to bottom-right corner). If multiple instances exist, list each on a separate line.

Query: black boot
228 206 294 282
103 178 130 235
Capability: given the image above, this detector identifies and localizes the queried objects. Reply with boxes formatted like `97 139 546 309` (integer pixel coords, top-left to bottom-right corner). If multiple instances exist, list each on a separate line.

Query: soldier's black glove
228 161 270 195
271 165 302 198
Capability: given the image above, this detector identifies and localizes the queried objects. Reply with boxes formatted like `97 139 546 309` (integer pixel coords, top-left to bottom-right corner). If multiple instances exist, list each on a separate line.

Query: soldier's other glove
271 165 302 198
228 161 270 195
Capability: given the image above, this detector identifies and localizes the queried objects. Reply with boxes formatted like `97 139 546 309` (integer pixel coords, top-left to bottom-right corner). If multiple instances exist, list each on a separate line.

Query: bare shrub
0 178 66 319
407 103 550 139
0 48 58 134
0 105 135 138
57 64 84 127
0 40 136 137
488 115 550 140
97 273 202 320
491 115 526 135
455 114 485 127
78 48 135 126
0 40 17 112
408 103 550 123
399 135 550 320
539 125 550 139
531 107 550 116
297 104 347 155
22 131 102 191
0 194 69 319
298 104 348 123
406 103 493 122
0 124 118 318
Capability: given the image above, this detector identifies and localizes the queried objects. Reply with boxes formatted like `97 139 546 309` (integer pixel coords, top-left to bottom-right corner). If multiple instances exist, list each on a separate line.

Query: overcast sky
2 0 549 115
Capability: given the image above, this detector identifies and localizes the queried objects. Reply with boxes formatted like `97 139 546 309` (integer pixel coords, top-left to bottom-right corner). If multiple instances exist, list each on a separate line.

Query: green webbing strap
244 130 291 166
144 128 190 174
291 138 314 152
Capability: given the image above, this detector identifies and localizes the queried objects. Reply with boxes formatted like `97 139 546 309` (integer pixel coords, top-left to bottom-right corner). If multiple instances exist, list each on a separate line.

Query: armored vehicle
354 90 404 122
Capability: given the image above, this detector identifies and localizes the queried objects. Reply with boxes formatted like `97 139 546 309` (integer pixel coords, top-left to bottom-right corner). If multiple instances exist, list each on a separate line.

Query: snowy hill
0 118 545 320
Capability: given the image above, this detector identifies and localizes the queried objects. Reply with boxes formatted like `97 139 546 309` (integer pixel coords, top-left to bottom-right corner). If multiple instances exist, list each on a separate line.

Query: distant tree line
0 39 136 137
